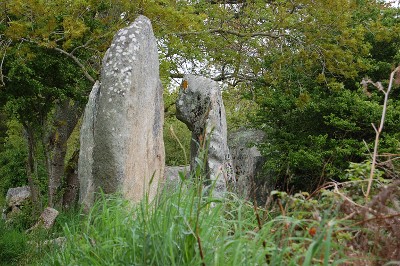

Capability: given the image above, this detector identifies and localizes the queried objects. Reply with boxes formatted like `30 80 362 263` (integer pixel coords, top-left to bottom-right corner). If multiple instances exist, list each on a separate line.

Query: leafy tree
252 1 400 191
2 44 90 208
0 0 207 207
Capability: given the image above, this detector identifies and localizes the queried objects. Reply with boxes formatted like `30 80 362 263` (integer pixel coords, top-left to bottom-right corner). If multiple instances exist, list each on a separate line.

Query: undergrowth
1 170 397 265
40 174 383 266
4 141 398 265
2 150 398 265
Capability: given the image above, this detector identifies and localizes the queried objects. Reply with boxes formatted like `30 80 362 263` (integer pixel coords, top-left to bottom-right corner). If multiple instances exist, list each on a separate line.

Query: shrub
0 220 27 265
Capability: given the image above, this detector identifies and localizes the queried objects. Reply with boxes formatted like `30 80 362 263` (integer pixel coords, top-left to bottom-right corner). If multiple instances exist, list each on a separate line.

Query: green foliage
5 199 37 231
0 119 48 207
0 120 27 206
0 220 27 266
0 112 7 151
42 171 354 265
345 160 385 182
163 89 191 166
253 2 400 192
164 118 191 166
3 45 89 123
0 120 27 204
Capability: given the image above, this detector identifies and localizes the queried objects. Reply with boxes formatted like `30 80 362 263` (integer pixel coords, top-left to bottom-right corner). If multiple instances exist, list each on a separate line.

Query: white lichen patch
100 17 152 103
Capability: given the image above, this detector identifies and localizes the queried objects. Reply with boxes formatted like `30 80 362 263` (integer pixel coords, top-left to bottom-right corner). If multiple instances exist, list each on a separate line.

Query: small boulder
165 165 189 182
2 186 31 219
6 186 31 207
28 207 59 231
163 165 189 191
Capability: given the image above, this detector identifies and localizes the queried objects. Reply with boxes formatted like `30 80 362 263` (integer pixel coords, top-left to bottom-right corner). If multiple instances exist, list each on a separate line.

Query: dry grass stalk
361 65 400 199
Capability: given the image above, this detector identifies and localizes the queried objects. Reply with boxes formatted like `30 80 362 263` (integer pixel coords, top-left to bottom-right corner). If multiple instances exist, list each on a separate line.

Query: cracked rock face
176 75 235 197
78 15 165 209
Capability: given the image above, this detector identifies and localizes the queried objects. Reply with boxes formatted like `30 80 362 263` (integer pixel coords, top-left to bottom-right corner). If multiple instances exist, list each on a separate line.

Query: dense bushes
252 5 400 192
0 220 27 266
254 74 400 192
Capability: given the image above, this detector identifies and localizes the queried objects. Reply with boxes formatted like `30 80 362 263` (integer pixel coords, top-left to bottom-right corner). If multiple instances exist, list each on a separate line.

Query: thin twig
351 213 400 227
362 65 400 199
277 199 286 216
170 28 284 39
196 226 206 266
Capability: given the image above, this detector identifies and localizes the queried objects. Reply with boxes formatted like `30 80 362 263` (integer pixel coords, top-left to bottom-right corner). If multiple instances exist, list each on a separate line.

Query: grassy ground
39 178 362 265
2 166 398 265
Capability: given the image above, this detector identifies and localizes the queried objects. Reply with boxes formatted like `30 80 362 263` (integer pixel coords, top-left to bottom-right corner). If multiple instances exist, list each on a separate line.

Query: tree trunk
45 100 81 208
23 123 41 215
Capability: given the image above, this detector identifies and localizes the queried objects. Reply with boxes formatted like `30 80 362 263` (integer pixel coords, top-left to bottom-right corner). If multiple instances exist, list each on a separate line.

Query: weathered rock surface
228 128 267 199
2 186 31 219
163 165 189 191
176 75 234 196
6 186 31 207
78 15 165 208
28 207 59 231
78 81 99 210
165 165 189 182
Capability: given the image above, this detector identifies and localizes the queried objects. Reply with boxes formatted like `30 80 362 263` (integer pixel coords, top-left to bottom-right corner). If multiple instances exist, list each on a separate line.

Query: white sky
386 0 400 7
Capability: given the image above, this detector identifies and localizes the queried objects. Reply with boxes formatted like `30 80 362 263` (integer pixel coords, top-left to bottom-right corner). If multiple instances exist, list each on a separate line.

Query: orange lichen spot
182 80 188 90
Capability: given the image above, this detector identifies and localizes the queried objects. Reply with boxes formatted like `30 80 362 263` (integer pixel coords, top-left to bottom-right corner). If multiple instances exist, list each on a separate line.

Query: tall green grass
0 219 27 266
42 171 352 266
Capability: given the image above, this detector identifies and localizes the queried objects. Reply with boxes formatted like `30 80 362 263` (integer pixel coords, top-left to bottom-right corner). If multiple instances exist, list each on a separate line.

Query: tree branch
20 38 96 84
206 0 246 3
170 71 257 83
0 39 11 87
53 47 95 84
171 28 283 39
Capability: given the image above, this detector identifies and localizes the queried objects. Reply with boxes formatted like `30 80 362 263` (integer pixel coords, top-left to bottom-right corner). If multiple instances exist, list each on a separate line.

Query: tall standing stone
176 75 235 196
78 15 165 209
78 81 99 210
